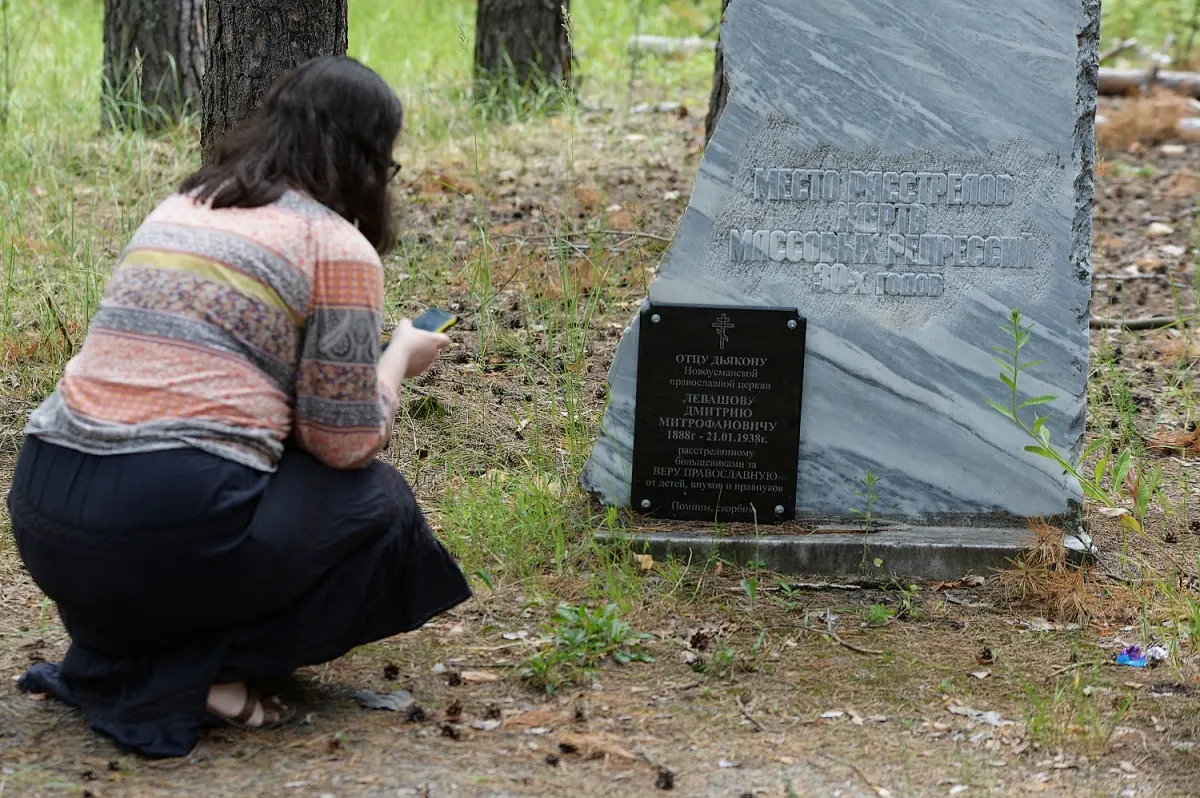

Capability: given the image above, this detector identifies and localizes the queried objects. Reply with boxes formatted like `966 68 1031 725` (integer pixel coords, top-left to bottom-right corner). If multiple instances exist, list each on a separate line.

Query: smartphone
381 308 460 347
411 307 459 334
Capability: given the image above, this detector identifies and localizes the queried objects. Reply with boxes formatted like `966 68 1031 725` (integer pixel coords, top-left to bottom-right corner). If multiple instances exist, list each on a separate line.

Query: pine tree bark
201 0 348 163
101 0 205 131
704 0 732 146
474 0 572 91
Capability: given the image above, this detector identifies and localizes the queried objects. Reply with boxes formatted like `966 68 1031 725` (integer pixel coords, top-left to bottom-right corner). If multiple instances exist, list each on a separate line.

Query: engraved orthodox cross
712 313 734 350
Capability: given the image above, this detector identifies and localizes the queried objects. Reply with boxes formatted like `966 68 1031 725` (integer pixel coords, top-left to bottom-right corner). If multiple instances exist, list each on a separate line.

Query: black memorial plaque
631 303 806 523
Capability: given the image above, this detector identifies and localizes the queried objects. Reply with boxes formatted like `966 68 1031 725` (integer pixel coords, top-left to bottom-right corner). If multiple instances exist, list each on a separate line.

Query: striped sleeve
292 218 395 469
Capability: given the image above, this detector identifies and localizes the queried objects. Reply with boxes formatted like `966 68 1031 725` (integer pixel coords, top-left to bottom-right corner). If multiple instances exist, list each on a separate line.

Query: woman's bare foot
206 682 288 728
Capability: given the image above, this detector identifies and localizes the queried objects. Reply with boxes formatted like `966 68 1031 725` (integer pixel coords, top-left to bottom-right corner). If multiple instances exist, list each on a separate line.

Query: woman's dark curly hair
181 56 403 253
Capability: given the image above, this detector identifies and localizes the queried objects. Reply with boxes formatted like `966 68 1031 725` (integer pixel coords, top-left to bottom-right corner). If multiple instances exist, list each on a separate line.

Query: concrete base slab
598 526 1093 582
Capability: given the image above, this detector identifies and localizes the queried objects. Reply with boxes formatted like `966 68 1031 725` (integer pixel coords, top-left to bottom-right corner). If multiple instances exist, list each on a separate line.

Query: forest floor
4 84 1200 797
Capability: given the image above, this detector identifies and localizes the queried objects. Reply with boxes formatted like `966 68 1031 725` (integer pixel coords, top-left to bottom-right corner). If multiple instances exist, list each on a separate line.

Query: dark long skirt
5 435 471 758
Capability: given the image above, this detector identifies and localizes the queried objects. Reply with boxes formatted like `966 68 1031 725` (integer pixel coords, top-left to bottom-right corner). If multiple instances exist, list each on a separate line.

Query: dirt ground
4 96 1200 797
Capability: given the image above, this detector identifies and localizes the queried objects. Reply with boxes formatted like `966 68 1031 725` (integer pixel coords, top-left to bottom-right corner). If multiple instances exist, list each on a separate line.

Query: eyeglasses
388 159 402 182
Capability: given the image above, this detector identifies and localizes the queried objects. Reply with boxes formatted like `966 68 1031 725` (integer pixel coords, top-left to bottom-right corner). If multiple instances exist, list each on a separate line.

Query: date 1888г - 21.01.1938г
630 303 806 523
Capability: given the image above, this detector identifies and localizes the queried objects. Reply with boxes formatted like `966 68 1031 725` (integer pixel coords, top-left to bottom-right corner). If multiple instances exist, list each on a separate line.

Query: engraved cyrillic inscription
754 169 1015 206
734 166 1035 299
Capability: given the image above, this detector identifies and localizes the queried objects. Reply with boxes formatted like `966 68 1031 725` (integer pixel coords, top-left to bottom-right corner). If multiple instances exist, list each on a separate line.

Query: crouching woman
5 56 470 758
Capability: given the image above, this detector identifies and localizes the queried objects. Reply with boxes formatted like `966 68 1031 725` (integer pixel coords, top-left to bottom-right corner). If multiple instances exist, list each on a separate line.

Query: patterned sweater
24 190 397 471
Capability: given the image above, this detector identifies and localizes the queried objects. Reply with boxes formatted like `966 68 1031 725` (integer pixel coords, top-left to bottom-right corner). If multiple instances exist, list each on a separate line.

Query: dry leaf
1096 88 1189 151
555 732 637 761
354 689 415 711
1166 169 1200 198
574 185 603 211
608 209 634 229
1157 333 1200 362
1135 253 1162 271
461 670 500 684
635 553 654 571
932 575 987 592
503 710 566 730
1148 428 1200 456
419 172 478 197
947 704 1013 727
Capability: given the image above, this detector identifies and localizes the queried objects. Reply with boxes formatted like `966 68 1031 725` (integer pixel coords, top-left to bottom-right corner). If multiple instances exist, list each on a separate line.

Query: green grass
1021 668 1132 754
520 601 653 693
6 5 1200 784
1103 0 1200 64
0 0 731 592
0 0 715 355
348 0 715 143
1 0 1198 611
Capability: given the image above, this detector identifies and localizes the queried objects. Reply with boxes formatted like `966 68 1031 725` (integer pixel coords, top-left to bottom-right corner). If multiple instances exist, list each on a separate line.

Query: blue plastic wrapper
1115 644 1169 668
1116 646 1146 667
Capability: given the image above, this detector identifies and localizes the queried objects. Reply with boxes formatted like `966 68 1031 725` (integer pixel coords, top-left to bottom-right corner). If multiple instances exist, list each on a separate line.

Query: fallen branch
1099 38 1137 64
44 296 73 351
772 624 884 655
1094 274 1194 291
824 627 885 656
735 694 768 734
486 229 673 246
823 754 891 798
445 662 511 669
941 594 993 609
826 612 885 655
1094 273 1178 282
626 35 713 55
1090 315 1196 330
566 228 673 243
1047 660 1111 679
1099 66 1200 97
725 581 866 594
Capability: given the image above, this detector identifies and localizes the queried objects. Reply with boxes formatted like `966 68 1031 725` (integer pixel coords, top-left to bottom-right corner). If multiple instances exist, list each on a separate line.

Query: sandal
206 686 294 731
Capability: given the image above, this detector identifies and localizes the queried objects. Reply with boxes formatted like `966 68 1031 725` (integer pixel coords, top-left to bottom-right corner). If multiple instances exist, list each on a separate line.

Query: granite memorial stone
584 0 1098 526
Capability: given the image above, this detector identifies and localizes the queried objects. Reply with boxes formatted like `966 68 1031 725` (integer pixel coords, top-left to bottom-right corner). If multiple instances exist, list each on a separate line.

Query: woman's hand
378 319 451 395
391 319 451 378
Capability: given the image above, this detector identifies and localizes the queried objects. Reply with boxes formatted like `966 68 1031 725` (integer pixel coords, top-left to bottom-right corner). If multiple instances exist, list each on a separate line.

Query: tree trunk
704 0 732 146
200 0 348 163
101 0 205 131
474 0 572 92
